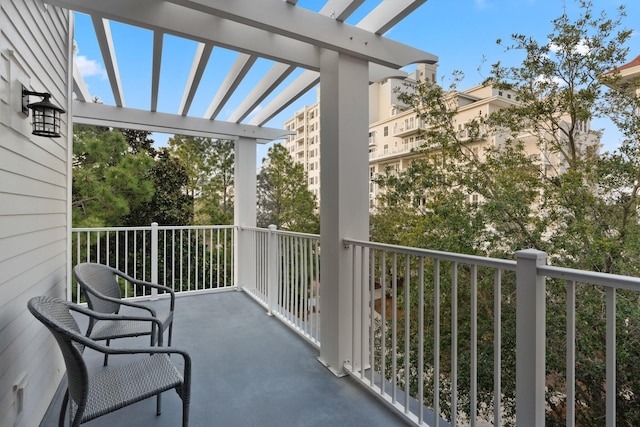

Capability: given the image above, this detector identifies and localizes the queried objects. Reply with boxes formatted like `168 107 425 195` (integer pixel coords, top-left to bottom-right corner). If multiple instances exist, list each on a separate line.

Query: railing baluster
404 254 410 414
606 286 616 427
451 261 458 426
369 247 375 387
380 251 387 397
418 257 425 425
494 269 501 427
471 264 477 426
392 252 398 405
566 280 576 427
433 258 439 427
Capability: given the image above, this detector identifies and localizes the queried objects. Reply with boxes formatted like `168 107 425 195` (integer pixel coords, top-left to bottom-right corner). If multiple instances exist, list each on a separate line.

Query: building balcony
393 121 425 138
38 224 640 426
369 139 425 161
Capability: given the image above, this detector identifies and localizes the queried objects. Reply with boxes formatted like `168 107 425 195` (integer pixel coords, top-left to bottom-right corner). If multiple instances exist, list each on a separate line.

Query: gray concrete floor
40 291 409 427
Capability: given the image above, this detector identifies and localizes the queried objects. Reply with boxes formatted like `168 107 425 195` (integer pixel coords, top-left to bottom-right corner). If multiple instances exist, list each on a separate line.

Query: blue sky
74 0 640 160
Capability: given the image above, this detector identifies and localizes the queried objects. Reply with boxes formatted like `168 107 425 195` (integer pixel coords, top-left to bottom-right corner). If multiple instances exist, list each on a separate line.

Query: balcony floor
40 290 407 427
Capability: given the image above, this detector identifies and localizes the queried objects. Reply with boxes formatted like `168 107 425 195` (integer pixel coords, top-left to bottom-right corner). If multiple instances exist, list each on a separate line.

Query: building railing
71 224 236 302
343 239 640 427
70 224 640 426
369 139 425 161
240 226 321 347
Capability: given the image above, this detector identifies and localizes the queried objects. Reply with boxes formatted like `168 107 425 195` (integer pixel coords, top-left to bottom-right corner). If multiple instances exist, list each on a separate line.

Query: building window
498 91 503 96
384 126 388 136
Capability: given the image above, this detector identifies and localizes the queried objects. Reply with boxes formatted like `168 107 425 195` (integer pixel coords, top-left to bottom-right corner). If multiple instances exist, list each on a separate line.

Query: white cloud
474 0 492 9
75 54 107 80
549 39 591 56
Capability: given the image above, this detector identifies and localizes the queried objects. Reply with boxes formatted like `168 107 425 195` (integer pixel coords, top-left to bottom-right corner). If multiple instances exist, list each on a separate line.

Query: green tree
125 147 193 226
72 125 154 227
257 143 319 233
197 139 235 225
168 135 235 225
373 1 640 424
168 135 212 202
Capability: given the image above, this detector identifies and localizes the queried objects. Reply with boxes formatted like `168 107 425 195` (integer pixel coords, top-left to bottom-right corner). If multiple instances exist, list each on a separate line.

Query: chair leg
183 399 190 427
58 389 69 427
103 339 110 366
156 393 162 416
168 322 174 347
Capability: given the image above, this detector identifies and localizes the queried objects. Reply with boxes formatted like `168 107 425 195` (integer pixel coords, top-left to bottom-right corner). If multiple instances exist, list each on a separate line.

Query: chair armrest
112 270 176 310
70 304 165 345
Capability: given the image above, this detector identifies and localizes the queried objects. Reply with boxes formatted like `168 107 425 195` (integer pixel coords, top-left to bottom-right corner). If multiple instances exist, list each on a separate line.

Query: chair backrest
74 263 122 314
28 296 89 422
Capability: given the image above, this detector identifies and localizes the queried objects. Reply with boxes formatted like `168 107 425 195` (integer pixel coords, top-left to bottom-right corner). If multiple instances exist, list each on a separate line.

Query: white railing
343 239 640 427
369 139 425 161
71 224 640 426
71 223 236 302
241 226 321 347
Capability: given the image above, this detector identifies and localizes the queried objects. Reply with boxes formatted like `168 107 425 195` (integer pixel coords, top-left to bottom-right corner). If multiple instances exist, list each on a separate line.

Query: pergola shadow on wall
47 0 438 374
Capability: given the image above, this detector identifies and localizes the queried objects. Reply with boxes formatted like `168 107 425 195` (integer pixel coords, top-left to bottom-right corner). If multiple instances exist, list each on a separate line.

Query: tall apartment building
283 88 321 202
283 66 437 206
284 64 599 210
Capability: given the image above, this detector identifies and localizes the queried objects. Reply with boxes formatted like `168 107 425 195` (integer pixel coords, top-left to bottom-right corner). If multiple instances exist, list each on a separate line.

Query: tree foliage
372 1 640 424
168 135 235 225
72 125 155 227
257 143 319 233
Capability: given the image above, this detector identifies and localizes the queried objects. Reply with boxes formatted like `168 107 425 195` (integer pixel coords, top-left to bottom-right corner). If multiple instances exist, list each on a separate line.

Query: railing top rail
157 225 236 231
344 238 517 271
539 264 640 292
240 226 320 240
72 226 153 232
72 224 237 233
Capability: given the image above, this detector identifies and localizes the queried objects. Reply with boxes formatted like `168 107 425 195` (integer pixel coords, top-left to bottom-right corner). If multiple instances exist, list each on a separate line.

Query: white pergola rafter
179 42 214 116
151 31 163 112
204 53 257 120
91 16 124 107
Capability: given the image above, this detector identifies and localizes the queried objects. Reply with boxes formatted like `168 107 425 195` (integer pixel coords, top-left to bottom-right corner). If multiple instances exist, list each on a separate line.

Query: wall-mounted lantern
22 85 65 138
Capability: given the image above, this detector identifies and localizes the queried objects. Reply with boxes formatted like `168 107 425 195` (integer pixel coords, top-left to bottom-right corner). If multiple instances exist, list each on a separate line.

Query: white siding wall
0 1 70 426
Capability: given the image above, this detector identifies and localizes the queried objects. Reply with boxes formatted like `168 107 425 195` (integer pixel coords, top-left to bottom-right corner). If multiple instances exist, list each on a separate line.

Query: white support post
151 222 158 299
234 137 257 290
318 49 369 376
267 224 278 315
515 249 547 427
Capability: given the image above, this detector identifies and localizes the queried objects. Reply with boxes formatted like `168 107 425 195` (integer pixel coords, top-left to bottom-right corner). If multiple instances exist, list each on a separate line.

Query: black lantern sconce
22 85 65 138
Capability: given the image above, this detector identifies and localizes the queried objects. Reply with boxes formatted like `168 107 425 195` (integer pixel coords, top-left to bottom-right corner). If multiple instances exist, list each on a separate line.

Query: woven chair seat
27 296 191 427
81 354 183 422
89 312 172 341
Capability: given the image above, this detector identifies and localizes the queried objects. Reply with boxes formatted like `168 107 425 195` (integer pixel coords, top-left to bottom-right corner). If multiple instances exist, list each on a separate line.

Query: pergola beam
166 0 437 68
47 0 322 70
72 101 292 142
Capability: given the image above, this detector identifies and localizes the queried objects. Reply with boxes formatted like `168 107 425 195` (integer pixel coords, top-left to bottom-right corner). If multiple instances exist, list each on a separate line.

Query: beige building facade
283 88 322 202
284 64 599 211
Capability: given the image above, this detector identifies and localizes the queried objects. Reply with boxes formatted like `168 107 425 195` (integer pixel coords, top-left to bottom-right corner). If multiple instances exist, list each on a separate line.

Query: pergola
45 0 438 374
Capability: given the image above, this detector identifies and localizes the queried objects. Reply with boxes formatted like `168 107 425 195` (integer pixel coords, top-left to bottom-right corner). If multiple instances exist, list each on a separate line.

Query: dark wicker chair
73 263 175 365
28 296 191 427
